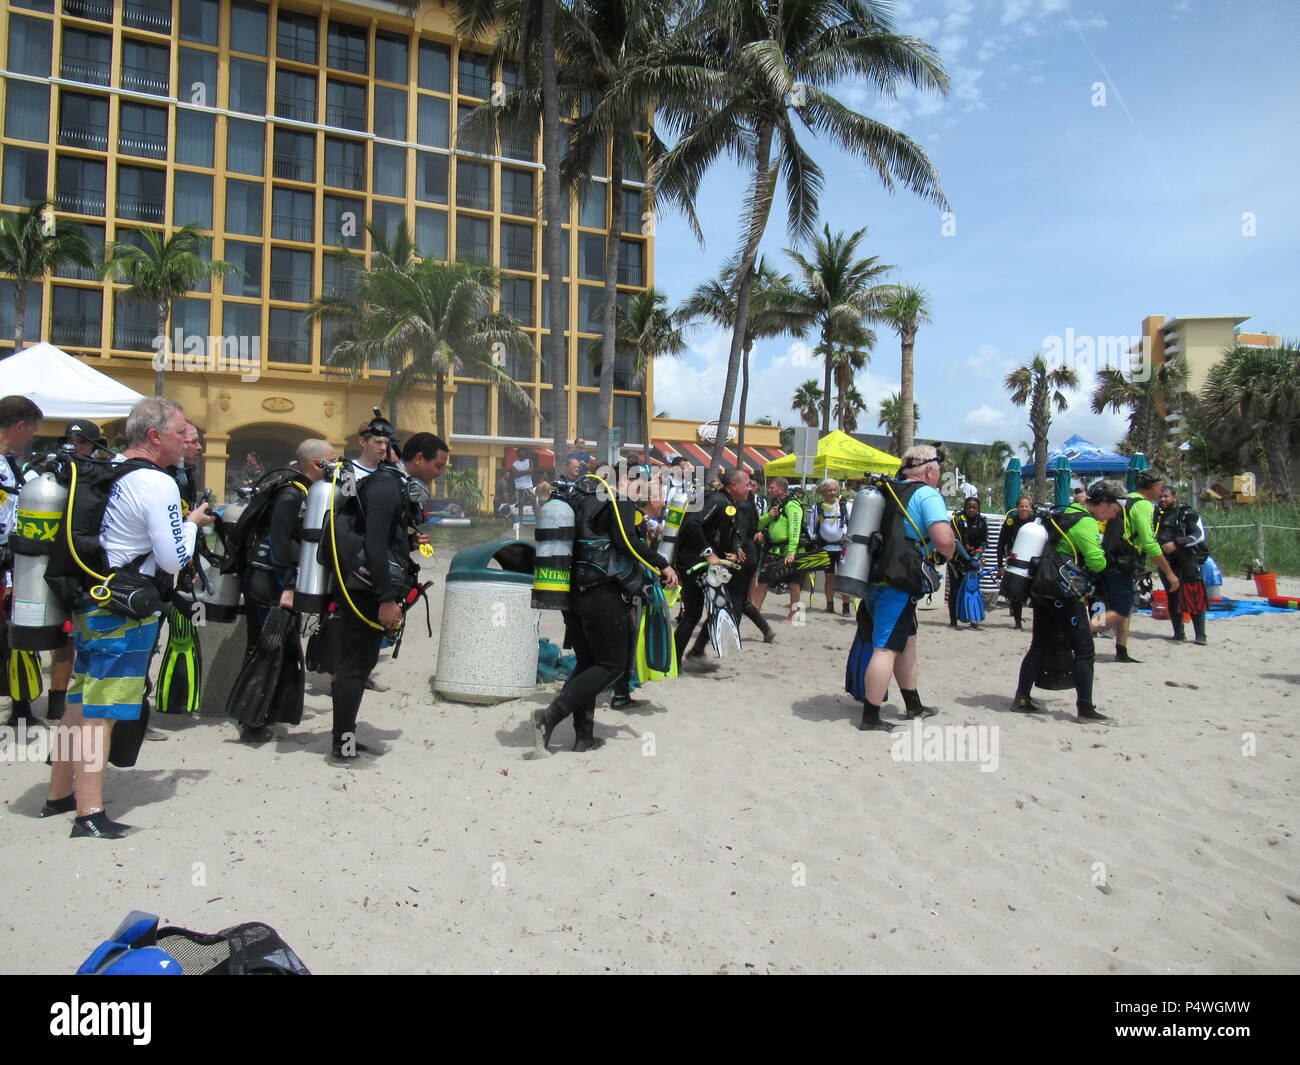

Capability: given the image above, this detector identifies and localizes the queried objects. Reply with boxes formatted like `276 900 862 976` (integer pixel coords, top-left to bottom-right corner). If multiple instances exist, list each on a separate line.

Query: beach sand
3 560 1297 974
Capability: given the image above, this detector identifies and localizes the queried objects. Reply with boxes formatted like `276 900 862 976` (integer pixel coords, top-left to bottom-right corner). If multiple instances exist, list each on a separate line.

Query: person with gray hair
807 477 851 614
124 397 184 448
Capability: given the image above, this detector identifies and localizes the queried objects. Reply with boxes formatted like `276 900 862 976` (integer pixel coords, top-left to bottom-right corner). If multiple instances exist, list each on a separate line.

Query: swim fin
957 568 986 623
845 629 872 702
6 646 43 703
705 583 742 658
158 606 203 714
637 583 677 680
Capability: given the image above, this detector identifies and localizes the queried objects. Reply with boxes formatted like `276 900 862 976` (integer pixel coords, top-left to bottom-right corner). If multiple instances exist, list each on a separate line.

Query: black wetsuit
242 473 309 654
674 490 743 661
947 511 988 625
691 494 769 652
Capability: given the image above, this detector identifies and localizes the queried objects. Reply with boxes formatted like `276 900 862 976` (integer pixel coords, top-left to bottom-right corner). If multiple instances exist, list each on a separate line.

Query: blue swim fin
957 569 986 623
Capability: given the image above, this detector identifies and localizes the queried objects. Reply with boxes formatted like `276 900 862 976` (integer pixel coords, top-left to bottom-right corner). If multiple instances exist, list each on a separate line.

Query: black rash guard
359 467 405 604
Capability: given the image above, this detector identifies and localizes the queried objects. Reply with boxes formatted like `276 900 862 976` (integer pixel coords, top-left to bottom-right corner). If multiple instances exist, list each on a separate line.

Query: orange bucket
1254 572 1278 598
1151 590 1169 619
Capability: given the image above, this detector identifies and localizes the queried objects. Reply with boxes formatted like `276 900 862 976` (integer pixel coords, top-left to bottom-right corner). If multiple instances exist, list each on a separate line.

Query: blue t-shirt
901 481 949 545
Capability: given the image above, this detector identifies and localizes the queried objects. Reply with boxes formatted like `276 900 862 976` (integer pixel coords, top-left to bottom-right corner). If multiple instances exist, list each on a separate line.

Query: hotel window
9 0 53 11
540 232 570 278
273 128 315 183
456 160 491 212
5 81 50 144
501 125 535 163
173 171 213 229
418 41 451 93
614 396 642 442
180 0 218 45
622 188 643 235
371 201 406 246
113 292 156 352
61 28 111 87
499 223 533 273
55 156 105 216
417 96 449 148
54 224 103 280
324 137 366 191
501 277 534 328
179 48 217 107
121 40 170 97
230 0 268 57
578 234 606 281
580 186 606 229
415 152 447 204
375 31 409 84
0 281 43 345
8 16 51 77
373 145 406 199
540 281 569 330
176 111 215 168
327 22 367 75
271 187 314 243
277 11 318 64
58 92 109 152
321 254 356 299
269 308 310 364
117 165 166 224
229 59 268 116
2 147 46 207
275 70 316 124
618 240 644 286
578 286 608 336
326 80 366 132
222 301 261 352
455 216 490 265
454 384 488 435
173 297 210 348
50 286 102 350
498 392 534 437
226 118 265 176
323 195 364 248
225 180 264 237
374 87 407 141
458 51 491 98
577 393 599 442
124 0 171 34
501 169 535 218
414 208 447 260
119 101 168 160
224 241 262 298
624 143 645 182
456 102 491 154
64 0 112 24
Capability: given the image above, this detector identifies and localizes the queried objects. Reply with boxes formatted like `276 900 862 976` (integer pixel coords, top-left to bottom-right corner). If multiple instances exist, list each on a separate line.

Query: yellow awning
762 430 901 479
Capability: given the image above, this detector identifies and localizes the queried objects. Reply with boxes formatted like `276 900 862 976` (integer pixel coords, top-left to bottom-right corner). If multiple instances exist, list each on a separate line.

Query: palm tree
1004 353 1080 504
0 203 94 348
1200 341 1300 501
646 0 949 478
678 256 807 462
978 438 1014 490
1091 355 1189 466
99 224 236 396
791 380 823 428
833 385 867 433
611 287 686 458
874 284 931 454
309 225 535 440
786 225 891 432
828 323 875 431
877 392 919 456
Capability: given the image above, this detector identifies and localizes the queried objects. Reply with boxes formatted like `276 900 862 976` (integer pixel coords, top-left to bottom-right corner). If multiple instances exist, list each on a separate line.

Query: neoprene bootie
901 688 937 719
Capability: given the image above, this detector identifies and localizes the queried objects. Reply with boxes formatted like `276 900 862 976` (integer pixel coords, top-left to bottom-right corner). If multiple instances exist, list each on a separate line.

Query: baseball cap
66 420 106 448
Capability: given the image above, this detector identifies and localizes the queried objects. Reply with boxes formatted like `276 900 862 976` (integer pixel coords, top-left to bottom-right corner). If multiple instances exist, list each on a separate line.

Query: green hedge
1202 503 1300 578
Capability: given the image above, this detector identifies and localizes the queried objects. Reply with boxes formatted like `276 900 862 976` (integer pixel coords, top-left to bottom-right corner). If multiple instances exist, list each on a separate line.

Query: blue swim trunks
861 584 918 652
67 606 162 721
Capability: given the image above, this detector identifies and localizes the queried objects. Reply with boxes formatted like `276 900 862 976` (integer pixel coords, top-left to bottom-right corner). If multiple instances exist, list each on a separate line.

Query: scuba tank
532 482 576 610
9 470 70 650
835 487 886 601
999 519 1049 604
295 475 336 615
658 482 690 566
190 498 246 622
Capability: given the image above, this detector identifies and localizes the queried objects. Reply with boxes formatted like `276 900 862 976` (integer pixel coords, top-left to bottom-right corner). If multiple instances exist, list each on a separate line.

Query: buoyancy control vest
570 478 642 594
871 478 939 597
321 462 424 598
1100 497 1140 574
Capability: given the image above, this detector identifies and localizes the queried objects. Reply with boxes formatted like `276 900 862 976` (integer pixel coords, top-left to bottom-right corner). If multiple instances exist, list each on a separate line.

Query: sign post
791 427 817 487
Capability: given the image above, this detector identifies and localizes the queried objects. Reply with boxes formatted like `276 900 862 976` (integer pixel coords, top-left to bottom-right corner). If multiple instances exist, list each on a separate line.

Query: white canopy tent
0 342 145 421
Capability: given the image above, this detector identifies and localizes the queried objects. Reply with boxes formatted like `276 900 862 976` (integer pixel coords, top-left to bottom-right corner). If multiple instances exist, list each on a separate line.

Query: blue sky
649 0 1300 454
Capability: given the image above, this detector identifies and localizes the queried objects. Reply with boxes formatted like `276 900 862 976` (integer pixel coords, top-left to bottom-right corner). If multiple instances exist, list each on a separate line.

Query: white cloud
964 404 1010 430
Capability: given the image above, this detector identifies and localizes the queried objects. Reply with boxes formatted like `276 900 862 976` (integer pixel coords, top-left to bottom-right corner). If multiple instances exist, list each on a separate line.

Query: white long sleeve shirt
101 467 197 576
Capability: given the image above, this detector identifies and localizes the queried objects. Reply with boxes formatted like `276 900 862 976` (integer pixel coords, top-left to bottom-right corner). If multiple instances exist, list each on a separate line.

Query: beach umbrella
1126 452 1148 493
1053 455 1072 507
1003 458 1022 510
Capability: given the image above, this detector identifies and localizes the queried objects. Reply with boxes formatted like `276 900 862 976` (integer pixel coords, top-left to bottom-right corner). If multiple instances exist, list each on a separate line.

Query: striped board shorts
67 605 162 721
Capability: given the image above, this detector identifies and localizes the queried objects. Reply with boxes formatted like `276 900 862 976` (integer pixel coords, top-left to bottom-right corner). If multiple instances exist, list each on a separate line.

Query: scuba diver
673 468 750 669
1155 485 1210 645
997 496 1034 630
948 495 988 629
328 421 447 766
0 396 43 728
532 466 679 753
752 477 805 623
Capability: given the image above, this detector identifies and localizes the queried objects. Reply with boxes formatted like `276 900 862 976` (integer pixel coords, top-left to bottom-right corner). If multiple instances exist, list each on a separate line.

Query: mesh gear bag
155 921 311 975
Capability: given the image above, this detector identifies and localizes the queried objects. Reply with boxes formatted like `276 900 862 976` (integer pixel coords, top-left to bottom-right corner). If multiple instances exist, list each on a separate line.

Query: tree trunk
155 300 169 397
737 336 752 473
541 0 567 463
820 326 832 433
707 119 776 482
595 134 623 466
1032 381 1049 504
13 282 26 348
1264 423 1292 501
899 327 916 453
435 372 447 442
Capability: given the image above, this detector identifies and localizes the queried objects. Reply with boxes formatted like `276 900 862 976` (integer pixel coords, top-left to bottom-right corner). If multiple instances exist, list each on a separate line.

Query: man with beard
1155 485 1210 645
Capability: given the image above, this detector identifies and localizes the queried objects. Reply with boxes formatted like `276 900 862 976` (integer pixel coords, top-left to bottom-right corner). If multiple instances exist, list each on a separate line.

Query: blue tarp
1141 598 1300 620
1023 434 1130 478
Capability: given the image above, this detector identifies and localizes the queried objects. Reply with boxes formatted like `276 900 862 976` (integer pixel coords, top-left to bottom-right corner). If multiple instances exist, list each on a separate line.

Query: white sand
3 561 1298 974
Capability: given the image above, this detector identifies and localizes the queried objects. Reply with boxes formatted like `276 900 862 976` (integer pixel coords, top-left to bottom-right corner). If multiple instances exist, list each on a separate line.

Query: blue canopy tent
1022 435 1130 481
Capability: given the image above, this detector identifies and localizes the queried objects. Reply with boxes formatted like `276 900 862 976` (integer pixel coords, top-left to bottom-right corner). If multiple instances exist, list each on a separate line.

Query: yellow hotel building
0 0 667 497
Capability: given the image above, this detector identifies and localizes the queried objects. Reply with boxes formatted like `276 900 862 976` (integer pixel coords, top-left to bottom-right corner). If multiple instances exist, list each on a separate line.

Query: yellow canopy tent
763 430 901 479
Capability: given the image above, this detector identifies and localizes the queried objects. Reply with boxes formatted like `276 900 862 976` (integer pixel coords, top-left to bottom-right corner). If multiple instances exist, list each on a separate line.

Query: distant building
1136 315 1280 394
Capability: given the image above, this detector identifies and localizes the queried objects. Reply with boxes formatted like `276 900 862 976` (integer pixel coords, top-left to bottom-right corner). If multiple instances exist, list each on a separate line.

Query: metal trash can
433 540 540 704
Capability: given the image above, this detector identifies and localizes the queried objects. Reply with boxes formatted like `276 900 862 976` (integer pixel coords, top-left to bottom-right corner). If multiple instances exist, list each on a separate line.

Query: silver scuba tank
532 492 575 610
9 472 70 650
658 482 690 566
999 519 1049 603
295 476 336 614
192 499 245 622
835 488 886 601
